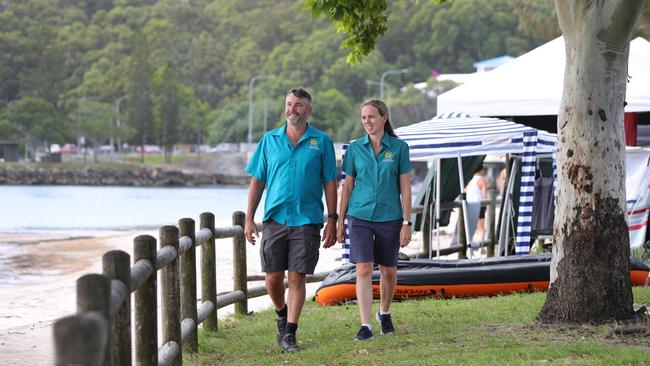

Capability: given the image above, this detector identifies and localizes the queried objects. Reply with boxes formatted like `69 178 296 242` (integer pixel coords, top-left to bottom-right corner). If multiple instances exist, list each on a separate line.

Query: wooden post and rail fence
53 211 327 366
53 198 500 365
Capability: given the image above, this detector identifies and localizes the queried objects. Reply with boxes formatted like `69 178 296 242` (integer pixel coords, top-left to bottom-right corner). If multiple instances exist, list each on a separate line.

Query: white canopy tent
437 37 650 116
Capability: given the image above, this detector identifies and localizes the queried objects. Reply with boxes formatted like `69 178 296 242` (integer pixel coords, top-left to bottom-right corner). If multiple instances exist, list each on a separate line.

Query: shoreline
0 165 250 187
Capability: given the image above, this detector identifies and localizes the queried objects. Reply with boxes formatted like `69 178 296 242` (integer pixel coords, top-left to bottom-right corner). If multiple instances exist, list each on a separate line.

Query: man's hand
244 219 259 245
322 220 337 248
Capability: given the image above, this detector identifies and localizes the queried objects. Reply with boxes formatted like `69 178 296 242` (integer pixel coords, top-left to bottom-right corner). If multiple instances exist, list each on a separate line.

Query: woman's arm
399 173 412 247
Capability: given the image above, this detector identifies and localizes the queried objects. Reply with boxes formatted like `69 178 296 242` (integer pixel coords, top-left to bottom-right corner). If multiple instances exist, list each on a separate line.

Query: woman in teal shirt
336 99 412 341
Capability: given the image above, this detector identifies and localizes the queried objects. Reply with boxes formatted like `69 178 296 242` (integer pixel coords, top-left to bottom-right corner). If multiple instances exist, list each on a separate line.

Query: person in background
336 99 412 341
244 88 338 352
466 164 488 244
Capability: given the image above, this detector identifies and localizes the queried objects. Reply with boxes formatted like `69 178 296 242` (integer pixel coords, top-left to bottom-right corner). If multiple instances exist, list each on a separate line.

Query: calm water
0 185 254 234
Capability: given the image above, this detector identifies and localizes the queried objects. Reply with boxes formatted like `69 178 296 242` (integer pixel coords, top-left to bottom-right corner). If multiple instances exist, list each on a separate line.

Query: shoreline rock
0 165 249 187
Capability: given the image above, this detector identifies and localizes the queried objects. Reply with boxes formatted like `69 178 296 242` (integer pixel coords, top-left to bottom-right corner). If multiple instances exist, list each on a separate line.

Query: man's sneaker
276 316 287 345
280 333 303 353
376 312 396 334
353 325 373 341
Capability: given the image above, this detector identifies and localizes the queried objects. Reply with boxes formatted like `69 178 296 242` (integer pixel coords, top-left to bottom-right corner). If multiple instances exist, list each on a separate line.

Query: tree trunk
538 0 643 324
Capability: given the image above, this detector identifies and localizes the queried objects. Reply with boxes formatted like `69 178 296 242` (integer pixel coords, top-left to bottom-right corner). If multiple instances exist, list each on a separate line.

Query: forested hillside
0 0 561 153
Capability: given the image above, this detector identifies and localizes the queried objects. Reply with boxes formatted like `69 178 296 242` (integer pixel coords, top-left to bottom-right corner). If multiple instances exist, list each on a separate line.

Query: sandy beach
0 224 432 365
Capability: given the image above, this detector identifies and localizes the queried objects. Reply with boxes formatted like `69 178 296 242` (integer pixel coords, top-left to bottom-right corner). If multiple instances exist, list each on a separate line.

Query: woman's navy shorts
347 216 401 266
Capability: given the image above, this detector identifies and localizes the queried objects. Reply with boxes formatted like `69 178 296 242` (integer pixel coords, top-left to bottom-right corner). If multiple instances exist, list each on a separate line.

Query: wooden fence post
134 234 158 366
77 273 111 366
200 212 218 331
103 250 131 366
179 217 198 352
160 225 182 366
233 211 248 315
54 312 108 366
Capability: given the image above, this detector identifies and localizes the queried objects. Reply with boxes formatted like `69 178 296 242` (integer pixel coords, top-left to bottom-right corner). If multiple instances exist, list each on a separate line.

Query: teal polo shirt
245 123 337 226
343 133 411 222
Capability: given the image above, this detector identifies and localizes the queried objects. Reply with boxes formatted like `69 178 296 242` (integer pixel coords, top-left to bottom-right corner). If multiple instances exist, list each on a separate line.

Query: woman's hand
399 225 412 247
336 220 346 243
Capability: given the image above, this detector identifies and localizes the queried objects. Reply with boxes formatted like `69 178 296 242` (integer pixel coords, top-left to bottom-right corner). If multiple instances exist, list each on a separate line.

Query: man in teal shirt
245 88 338 353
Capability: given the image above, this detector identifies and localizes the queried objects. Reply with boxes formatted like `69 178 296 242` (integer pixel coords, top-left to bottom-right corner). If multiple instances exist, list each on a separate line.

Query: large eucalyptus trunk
538 0 644 323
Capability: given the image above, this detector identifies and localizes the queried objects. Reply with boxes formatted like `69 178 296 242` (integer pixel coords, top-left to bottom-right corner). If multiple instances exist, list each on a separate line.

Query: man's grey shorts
260 219 322 274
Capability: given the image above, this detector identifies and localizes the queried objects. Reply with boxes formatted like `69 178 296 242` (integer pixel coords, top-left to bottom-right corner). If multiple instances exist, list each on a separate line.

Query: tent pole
456 152 472 259
498 157 519 257
420 181 430 260
435 158 441 259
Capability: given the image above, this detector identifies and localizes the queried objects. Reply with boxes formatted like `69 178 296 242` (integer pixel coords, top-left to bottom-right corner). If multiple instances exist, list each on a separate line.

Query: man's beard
286 113 307 126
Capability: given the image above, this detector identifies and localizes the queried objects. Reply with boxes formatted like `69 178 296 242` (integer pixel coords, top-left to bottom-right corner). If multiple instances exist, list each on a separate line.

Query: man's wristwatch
328 213 339 220
402 220 412 226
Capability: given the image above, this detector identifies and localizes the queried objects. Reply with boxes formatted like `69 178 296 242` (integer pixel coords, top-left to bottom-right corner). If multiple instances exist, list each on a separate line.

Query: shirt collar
361 133 392 148
272 122 317 137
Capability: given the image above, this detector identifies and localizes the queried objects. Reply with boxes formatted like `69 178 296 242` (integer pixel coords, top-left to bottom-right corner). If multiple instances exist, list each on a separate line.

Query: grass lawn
187 287 650 366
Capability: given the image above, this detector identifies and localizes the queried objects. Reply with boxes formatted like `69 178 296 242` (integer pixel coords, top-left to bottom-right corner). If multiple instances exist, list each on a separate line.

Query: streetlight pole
114 95 128 157
379 68 408 100
248 74 274 147
263 92 268 133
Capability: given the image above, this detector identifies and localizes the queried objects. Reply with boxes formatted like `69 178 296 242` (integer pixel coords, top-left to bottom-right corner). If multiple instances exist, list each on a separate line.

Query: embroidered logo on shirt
308 138 320 150
382 151 394 162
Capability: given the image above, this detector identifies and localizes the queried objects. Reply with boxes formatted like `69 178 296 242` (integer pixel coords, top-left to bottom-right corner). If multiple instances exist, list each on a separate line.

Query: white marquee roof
437 37 650 116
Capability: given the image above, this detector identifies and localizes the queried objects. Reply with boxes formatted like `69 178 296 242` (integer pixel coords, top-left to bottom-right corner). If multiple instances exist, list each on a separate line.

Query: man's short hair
288 88 312 106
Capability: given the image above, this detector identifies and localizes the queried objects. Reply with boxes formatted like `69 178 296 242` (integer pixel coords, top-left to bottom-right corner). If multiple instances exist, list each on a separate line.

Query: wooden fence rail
53 210 326 366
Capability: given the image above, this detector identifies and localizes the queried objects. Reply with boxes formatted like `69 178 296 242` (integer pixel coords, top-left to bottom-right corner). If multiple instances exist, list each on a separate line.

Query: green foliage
6 0 637 148
78 99 113 148
126 31 154 150
2 96 65 144
207 98 254 144
306 0 389 63
311 88 354 137
507 0 560 40
390 78 458 127
154 63 183 163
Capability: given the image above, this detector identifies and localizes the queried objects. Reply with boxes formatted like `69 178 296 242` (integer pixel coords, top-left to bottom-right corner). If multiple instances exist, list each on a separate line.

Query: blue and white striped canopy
395 112 557 161
395 112 557 256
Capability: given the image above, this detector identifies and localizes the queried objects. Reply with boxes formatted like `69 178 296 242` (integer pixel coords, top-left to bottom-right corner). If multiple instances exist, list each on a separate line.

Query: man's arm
336 176 354 243
245 177 265 245
322 179 338 248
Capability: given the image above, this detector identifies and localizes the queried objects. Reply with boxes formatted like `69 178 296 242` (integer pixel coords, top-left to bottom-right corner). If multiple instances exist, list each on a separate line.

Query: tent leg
498 158 519 257
435 158 441 259
421 183 431 259
456 152 472 259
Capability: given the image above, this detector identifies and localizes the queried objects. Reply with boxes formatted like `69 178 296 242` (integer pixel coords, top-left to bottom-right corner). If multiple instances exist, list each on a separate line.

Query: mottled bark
539 0 643 324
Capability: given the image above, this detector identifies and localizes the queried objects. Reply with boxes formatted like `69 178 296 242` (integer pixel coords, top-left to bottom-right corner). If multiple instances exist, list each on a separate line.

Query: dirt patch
486 315 650 349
